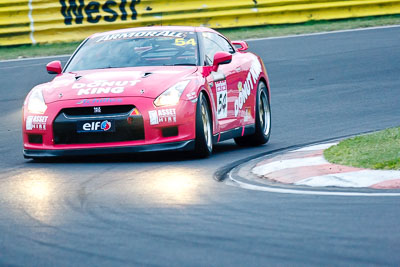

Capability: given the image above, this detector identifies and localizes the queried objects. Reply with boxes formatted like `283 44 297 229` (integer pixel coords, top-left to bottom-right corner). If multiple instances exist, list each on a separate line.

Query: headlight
154 80 190 107
27 88 47 114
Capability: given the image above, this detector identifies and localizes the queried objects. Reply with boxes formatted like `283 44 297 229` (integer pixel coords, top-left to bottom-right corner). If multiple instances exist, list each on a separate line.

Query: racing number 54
175 38 196 46
218 92 227 115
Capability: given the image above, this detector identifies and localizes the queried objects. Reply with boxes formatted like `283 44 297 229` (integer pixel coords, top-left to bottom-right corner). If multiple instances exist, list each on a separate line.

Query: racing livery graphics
235 59 262 117
77 120 114 132
73 80 141 95
22 26 271 159
148 108 176 125
215 80 228 119
26 116 48 130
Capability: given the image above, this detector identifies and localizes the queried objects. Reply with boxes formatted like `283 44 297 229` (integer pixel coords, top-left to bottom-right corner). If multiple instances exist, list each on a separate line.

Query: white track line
296 170 400 188
252 156 328 176
0 55 70 63
2 24 400 63
294 143 337 152
246 24 400 42
228 171 400 197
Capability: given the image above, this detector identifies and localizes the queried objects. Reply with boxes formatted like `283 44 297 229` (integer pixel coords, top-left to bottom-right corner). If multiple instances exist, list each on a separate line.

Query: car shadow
25 141 248 164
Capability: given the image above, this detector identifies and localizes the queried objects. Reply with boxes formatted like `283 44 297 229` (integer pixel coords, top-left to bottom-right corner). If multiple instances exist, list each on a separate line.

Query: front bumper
23 96 197 157
23 140 195 159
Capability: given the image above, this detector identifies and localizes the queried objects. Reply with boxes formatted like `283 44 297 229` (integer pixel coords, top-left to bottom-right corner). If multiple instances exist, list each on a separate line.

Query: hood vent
142 72 152 78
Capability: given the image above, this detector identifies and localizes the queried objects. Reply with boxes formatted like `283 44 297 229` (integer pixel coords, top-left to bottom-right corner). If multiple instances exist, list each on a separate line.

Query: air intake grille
53 106 144 144
62 105 134 117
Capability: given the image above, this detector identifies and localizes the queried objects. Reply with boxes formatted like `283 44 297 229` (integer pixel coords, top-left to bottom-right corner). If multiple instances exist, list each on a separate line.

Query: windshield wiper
163 63 196 66
93 66 118 70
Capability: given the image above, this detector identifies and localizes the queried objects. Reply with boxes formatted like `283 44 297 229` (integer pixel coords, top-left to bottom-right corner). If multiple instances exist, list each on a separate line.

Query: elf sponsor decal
96 31 185 42
148 108 176 125
76 98 123 105
72 80 140 95
215 80 227 119
26 116 48 130
234 60 262 117
60 0 140 25
77 120 114 132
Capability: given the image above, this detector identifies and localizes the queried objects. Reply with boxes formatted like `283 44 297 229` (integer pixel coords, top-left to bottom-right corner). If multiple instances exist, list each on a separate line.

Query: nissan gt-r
22 26 271 159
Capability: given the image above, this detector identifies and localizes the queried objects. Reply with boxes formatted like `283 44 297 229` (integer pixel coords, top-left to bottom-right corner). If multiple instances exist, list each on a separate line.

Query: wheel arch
258 76 270 101
198 88 214 133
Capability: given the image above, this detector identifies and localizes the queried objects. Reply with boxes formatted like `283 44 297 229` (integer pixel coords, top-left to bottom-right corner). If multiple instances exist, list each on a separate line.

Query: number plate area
77 120 115 133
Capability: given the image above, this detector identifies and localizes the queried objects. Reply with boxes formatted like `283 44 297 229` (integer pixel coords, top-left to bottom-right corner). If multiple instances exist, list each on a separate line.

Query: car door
201 32 244 132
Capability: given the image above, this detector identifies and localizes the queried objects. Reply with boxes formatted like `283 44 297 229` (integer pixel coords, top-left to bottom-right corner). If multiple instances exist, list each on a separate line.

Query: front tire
234 81 271 146
194 93 213 157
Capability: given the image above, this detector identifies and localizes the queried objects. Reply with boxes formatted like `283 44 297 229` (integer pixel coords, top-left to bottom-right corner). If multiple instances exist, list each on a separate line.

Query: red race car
23 26 271 159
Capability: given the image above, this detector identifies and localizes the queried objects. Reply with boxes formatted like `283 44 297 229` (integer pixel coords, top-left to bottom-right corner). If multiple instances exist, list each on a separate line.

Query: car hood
37 66 198 104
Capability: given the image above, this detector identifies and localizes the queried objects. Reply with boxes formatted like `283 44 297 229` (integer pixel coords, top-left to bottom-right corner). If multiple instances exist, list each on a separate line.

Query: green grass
324 127 400 170
1 14 400 60
0 42 81 60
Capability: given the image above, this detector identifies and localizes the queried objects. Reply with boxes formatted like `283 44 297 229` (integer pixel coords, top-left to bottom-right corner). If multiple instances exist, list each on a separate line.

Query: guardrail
1 0 399 46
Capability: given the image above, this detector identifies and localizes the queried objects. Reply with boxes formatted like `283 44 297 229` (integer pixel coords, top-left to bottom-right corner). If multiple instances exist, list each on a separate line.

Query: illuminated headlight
27 88 47 114
154 80 190 107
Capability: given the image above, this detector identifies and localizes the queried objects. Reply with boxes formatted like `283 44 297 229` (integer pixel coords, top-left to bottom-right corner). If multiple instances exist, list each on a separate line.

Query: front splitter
23 140 195 159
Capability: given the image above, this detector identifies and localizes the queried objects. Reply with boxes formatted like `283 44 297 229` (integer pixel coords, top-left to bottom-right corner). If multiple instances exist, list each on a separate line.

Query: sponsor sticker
60 0 141 25
26 116 48 130
234 59 262 117
96 31 186 42
148 108 176 125
244 107 252 122
77 120 114 132
76 98 123 105
215 80 227 119
149 110 159 125
72 80 140 96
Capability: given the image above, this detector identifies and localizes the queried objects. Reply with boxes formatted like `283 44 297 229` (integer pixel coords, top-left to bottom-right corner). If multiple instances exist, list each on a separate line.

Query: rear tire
234 81 271 146
194 93 213 158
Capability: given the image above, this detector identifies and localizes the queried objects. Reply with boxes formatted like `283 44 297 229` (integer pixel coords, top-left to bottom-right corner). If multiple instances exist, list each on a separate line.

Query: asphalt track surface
0 26 400 266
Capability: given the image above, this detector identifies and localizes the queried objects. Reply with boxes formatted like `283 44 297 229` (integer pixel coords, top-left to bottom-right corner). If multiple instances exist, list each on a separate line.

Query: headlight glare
27 88 47 114
154 80 190 107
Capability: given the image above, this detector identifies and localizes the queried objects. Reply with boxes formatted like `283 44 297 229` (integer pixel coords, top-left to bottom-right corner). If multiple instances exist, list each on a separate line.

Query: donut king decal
96 31 186 42
234 60 262 117
215 80 228 119
72 80 140 95
148 108 176 125
26 116 48 130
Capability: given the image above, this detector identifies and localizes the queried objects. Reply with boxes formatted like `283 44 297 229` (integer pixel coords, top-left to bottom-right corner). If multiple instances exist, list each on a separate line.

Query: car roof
90 26 220 39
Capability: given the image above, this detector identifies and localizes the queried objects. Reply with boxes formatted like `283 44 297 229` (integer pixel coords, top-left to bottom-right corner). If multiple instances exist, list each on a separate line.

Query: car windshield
64 30 199 72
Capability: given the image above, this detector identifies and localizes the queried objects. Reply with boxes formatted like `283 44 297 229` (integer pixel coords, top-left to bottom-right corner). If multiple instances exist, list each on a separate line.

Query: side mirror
231 41 248 52
46 60 62 74
213 51 232 71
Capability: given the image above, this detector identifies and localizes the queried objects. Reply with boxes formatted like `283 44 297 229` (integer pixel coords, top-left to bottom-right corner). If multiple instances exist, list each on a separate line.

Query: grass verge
1 14 400 60
324 127 400 170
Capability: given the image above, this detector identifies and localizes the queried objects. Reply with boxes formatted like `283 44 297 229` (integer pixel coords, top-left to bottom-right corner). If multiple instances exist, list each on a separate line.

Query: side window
202 32 235 65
